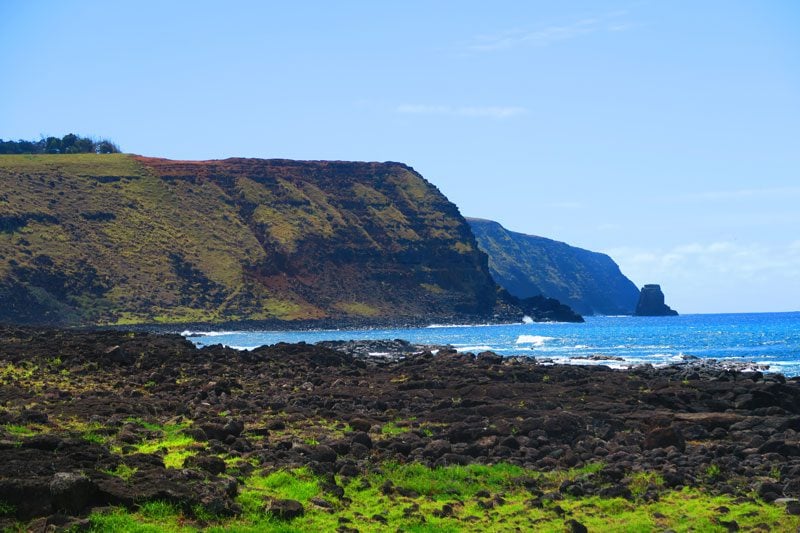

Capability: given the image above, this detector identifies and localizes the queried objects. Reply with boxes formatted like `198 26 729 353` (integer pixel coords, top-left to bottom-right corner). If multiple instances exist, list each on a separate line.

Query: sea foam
455 345 495 352
516 335 554 346
181 330 239 337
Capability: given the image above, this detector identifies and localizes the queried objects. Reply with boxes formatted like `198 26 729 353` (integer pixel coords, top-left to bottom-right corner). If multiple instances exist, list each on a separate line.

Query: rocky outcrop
1 326 800 528
635 284 678 316
467 218 639 315
507 291 584 323
0 154 532 326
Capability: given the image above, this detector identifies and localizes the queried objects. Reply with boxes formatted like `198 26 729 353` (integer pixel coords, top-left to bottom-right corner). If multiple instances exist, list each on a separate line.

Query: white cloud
467 10 632 51
609 241 800 280
396 104 526 119
606 241 800 312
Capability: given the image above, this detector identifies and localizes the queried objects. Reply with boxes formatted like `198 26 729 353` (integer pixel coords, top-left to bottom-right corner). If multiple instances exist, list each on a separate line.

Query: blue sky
1 1 798 313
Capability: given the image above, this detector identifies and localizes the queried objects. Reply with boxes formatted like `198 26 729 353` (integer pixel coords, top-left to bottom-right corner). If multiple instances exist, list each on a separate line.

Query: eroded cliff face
468 218 640 316
0 154 499 325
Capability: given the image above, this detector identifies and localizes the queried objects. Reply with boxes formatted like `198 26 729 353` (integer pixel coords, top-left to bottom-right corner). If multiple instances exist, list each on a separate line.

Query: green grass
705 463 722 481
139 501 182 521
2 424 38 437
0 153 141 175
89 505 194 533
82 462 800 532
54 418 114 444
541 461 605 485
628 470 665 500
83 431 108 444
0 362 39 383
68 420 112 444
257 415 352 444
376 462 527 500
103 463 138 482
239 467 321 511
333 301 381 317
380 421 410 436
116 419 204 468
0 500 15 517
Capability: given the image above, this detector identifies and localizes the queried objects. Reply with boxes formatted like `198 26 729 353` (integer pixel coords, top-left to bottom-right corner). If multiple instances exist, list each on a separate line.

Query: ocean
183 312 800 377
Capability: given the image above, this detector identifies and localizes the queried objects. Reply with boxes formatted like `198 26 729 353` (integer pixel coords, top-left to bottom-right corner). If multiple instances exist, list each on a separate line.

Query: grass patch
242 467 321 505
54 418 115 444
104 463 138 482
333 301 380 317
0 500 15 517
83 431 108 445
705 463 722 481
377 462 527 500
89 505 193 533
2 424 37 437
380 421 410 437
117 419 204 468
81 462 800 532
139 500 181 521
628 470 665 500
541 461 605 486
0 362 39 383
257 415 351 444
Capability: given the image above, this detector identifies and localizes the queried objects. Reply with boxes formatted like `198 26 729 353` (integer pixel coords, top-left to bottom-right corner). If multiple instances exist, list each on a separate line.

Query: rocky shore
1 326 799 531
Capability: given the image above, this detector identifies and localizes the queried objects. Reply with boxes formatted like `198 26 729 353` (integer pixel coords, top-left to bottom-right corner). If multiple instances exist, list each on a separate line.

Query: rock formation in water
635 284 678 316
467 218 640 315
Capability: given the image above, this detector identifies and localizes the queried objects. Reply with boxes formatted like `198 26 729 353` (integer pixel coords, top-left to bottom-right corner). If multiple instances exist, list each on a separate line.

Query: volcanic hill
0 154 580 326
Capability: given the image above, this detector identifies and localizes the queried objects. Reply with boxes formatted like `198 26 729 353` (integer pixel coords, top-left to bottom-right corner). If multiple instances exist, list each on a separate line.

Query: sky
1 1 798 314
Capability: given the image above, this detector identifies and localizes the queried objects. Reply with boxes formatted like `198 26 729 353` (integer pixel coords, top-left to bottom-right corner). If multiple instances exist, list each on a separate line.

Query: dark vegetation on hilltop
0 154 580 326
0 134 120 155
468 218 640 316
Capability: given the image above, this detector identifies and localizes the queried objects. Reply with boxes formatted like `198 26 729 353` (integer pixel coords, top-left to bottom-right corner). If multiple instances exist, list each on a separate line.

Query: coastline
1 325 799 530
92 314 532 335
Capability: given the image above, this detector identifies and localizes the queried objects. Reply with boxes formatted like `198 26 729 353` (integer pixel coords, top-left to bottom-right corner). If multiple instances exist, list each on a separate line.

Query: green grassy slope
468 218 640 316
0 154 497 325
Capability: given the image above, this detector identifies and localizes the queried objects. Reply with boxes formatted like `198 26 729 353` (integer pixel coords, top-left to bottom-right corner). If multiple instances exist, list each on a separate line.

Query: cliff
467 218 640 316
0 154 513 326
635 284 678 316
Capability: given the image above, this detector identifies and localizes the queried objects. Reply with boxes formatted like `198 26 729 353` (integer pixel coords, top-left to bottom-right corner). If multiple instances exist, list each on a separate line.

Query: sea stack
635 284 678 316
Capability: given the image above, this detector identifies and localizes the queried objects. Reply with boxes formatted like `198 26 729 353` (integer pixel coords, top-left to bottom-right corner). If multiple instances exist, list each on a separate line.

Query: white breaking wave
647 353 679 359
181 330 239 337
516 335 554 346
522 316 534 324
426 322 522 329
455 345 495 352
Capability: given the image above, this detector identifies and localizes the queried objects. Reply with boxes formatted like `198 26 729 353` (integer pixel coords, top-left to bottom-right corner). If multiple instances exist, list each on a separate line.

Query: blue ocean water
184 312 800 376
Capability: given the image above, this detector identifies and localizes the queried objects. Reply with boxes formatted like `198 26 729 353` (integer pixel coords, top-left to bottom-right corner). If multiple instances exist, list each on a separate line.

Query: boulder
267 499 304 520
643 426 686 452
49 472 98 515
184 455 227 475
